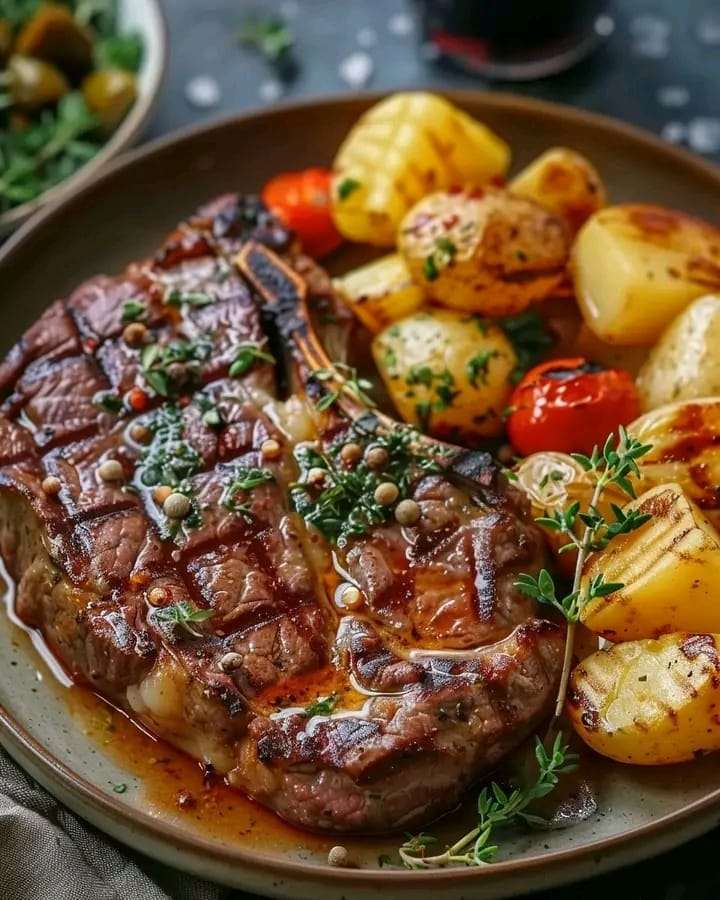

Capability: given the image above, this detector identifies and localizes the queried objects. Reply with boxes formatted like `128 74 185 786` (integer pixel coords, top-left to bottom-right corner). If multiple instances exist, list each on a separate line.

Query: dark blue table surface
148 2 720 897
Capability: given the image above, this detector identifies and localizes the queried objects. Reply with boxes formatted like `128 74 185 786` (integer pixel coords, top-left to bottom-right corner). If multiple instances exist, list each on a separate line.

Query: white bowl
0 0 168 235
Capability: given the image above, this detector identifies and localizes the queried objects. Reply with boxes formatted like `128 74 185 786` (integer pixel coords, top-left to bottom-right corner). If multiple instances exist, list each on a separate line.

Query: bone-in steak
0 195 563 832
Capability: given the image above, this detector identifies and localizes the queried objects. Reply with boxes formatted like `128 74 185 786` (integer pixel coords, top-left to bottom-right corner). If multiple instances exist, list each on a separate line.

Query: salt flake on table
688 118 720 154
259 79 283 103
696 12 720 45
357 27 377 48
339 51 374 89
657 86 690 109
388 12 414 37
184 75 221 109
661 122 687 144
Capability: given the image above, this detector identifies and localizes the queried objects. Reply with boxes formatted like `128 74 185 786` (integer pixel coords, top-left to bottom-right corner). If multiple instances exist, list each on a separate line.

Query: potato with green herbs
636 294 720 410
333 253 425 334
509 147 606 235
568 632 720 764
398 190 569 316
572 204 720 345
372 309 517 441
331 92 510 246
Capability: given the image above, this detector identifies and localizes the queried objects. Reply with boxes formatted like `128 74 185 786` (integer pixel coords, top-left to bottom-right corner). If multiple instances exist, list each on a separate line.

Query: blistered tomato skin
261 167 342 259
506 357 641 456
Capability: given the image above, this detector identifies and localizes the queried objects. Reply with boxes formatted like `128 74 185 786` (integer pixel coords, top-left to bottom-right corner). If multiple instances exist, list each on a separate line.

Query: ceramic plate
2 92 720 899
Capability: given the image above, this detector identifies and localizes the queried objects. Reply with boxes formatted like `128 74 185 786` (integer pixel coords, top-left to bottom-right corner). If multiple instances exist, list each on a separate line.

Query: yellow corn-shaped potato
580 483 720 640
333 253 424 333
568 632 720 764
331 92 510 246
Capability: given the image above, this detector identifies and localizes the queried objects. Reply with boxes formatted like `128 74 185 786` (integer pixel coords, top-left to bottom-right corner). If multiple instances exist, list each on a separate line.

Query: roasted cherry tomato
506 357 641 456
261 167 342 258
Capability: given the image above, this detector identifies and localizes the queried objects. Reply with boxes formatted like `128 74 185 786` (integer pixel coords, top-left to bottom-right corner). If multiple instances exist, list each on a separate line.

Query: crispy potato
571 204 720 345
333 253 424 334
398 190 569 316
630 398 720 529
636 295 720 410
580 483 720 640
331 92 510 247
568 632 720 764
509 147 606 235
372 308 517 441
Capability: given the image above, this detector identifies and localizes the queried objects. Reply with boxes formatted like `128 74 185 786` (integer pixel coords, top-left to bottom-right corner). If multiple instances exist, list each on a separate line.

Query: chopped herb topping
497 311 553 384
112 783 128 794
229 342 276 378
194 393 224 430
140 337 211 398
304 693 338 717
405 365 457 429
140 404 202 487
466 350 498 387
93 390 124 414
153 600 214 638
163 288 214 309
337 177 361 200
422 237 456 281
312 363 375 411
121 298 147 323
221 466 275 518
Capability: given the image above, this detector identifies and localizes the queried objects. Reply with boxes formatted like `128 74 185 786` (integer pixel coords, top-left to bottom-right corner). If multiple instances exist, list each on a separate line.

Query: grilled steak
0 194 563 832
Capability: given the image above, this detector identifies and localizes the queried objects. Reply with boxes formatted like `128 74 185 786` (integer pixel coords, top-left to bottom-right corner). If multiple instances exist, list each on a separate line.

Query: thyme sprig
312 362 375 411
229 342 275 378
153 600 214 639
400 733 577 868
303 693 338 717
221 466 274 519
515 427 653 719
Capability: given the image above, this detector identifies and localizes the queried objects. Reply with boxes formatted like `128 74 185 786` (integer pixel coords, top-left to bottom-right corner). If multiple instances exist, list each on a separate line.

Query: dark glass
415 0 610 80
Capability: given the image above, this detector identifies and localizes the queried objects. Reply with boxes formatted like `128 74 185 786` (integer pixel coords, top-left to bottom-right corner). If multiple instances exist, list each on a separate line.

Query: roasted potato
331 92 510 247
581 483 720 640
509 147 606 235
333 253 424 334
568 632 720 764
372 308 517 441
398 190 569 316
571 204 720 345
630 398 720 529
636 295 720 410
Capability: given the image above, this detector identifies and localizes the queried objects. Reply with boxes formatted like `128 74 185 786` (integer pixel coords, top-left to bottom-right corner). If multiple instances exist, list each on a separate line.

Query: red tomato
506 357 641 456
261 167 342 258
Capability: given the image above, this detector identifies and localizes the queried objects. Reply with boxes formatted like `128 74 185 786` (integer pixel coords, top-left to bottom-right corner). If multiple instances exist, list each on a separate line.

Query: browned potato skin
398 189 570 317
509 147 606 235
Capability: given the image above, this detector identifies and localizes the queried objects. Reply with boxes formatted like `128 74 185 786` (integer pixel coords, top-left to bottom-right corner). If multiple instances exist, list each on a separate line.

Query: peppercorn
41 475 61 496
365 445 389 469
97 459 124 482
373 481 399 506
339 442 362 466
163 492 191 519
395 498 421 526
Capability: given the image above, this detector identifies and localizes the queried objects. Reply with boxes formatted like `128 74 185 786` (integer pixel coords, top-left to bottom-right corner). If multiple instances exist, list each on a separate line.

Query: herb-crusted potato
580 483 720 640
568 632 720 764
509 147 606 235
398 190 569 316
572 204 720 345
636 295 720 410
333 253 424 334
630 398 720 530
372 309 517 441
331 92 510 246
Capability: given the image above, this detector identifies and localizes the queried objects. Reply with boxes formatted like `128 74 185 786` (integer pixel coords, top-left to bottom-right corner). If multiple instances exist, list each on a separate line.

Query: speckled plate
2 92 720 899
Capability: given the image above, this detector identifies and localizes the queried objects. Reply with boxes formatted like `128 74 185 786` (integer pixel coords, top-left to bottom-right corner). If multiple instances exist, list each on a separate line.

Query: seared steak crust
0 195 563 832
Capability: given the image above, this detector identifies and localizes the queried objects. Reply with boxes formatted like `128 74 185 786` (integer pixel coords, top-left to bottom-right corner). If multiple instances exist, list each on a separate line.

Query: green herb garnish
112 783 128 794
153 600 214 638
405 365 457 428
303 693 338 717
121 298 147 323
400 733 577 868
163 288 214 309
221 466 274 518
422 237 456 282
466 350 498 388
95 33 144 72
497 311 553 383
229 342 276 378
140 337 211 398
337 177 361 200
93 390 124 414
140 404 202 487
194 393 223 430
311 363 375 411
238 16 294 61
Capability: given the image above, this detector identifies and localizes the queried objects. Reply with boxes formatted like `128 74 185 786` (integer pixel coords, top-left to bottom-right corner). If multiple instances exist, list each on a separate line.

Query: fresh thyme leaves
121 298 147 323
291 426 440 547
221 465 274 518
303 693 338 717
238 16 294 62
422 237 456 281
153 600 214 639
140 404 202 487
400 733 577 868
405 364 458 429
140 336 211 398
194 393 223 430
93 389 123 414
337 177 361 200
515 427 653 719
163 288 214 309
229 342 275 378
311 363 375 411
466 350 498 388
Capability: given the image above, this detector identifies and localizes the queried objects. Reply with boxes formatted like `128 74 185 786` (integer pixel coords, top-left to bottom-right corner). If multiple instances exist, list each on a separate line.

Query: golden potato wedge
331 92 510 247
398 190 569 316
571 204 720 345
581 483 720 640
333 253 424 334
636 295 720 410
568 632 720 764
372 308 517 441
509 147 606 235
630 398 720 529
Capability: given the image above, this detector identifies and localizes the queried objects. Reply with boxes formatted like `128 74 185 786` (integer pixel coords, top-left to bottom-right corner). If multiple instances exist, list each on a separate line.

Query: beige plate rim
2 89 720 890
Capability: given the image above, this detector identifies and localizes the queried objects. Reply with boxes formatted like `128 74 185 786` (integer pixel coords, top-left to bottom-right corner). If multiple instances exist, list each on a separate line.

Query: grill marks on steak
0 194 564 833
